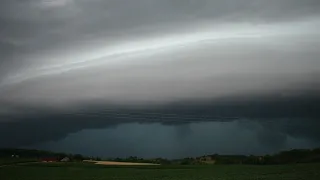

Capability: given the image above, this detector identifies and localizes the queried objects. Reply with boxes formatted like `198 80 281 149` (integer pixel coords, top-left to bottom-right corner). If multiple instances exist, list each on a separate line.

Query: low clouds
2 118 318 158
1 97 319 148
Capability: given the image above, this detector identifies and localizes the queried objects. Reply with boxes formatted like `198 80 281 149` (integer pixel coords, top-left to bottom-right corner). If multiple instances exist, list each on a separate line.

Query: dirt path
84 160 160 166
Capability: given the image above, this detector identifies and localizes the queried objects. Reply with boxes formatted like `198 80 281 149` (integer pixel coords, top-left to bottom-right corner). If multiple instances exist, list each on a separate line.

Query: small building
60 157 70 162
199 156 216 164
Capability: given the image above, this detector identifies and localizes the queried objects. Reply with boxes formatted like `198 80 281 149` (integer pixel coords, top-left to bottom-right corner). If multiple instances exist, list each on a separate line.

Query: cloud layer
0 0 320 154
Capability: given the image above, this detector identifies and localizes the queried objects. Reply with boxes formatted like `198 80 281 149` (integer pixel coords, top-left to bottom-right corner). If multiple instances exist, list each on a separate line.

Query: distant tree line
1 147 320 165
102 148 320 165
173 148 320 165
0 148 87 162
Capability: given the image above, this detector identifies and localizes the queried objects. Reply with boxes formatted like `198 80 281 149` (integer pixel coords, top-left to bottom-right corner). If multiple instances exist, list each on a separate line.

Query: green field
0 158 37 166
1 162 320 180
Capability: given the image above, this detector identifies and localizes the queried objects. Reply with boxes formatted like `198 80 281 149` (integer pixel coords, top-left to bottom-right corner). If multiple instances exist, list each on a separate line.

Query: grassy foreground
0 158 37 166
1 162 320 180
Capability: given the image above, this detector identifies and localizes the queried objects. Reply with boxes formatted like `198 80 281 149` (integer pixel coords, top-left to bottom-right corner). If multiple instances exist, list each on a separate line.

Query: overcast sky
0 0 320 156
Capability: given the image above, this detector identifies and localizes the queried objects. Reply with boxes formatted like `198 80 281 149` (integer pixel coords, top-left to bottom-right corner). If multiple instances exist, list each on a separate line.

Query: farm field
1 162 320 180
0 158 37 166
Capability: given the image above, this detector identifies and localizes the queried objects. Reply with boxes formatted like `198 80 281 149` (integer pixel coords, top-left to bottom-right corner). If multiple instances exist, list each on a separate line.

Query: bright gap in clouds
39 0 73 8
1 18 319 87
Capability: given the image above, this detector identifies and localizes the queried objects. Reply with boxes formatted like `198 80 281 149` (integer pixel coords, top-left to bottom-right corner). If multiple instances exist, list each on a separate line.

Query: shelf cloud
0 0 319 154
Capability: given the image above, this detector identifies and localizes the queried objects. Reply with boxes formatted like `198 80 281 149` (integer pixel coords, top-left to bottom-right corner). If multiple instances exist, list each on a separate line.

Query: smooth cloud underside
0 1 320 114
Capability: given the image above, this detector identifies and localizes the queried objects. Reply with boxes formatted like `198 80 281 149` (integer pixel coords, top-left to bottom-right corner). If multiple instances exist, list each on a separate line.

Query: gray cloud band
0 0 320 121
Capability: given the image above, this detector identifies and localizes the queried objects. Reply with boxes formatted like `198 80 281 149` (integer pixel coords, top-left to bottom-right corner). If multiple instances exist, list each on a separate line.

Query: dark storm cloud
1 92 319 157
11 118 320 158
1 0 320 155
1 95 320 149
